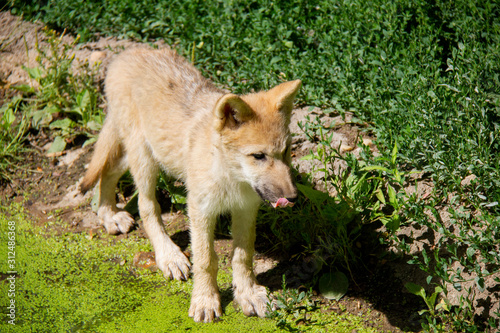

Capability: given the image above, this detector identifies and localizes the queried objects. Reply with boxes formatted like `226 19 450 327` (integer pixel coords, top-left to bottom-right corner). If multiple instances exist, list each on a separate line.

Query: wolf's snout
284 184 298 203
254 182 298 208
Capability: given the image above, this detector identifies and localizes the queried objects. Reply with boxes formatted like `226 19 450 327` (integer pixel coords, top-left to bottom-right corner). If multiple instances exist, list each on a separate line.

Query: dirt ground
1 10 497 332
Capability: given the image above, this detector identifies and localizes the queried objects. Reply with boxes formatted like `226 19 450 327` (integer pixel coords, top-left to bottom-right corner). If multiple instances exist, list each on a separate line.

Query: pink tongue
272 197 294 208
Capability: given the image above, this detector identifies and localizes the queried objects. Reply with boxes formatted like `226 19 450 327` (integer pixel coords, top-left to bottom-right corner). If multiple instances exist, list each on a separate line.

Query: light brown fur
81 47 300 322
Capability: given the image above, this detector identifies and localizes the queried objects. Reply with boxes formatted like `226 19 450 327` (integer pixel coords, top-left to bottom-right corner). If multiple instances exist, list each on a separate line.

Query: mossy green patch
0 203 379 332
0 203 157 332
98 288 278 332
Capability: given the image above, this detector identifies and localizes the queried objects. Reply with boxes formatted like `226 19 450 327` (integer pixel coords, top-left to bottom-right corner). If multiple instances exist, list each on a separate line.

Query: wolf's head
213 80 301 207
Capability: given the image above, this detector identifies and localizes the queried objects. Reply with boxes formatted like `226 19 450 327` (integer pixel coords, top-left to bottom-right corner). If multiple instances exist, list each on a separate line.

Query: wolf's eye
251 153 266 160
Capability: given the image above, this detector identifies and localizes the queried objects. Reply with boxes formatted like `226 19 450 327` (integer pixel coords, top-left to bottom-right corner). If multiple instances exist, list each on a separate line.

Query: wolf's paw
234 284 271 317
102 211 135 235
189 292 222 322
156 250 191 281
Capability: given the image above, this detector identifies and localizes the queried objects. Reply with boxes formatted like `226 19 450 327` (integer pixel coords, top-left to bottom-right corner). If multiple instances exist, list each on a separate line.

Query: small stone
340 144 354 153
133 251 158 271
89 51 106 64
362 138 374 146
460 174 477 187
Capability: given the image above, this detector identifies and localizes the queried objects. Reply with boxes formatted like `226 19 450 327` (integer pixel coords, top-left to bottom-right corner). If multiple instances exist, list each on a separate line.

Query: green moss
0 203 379 332
97 289 279 332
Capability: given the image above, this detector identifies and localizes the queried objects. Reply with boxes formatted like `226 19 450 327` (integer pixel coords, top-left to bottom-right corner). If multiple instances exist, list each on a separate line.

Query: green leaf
2 108 16 127
124 191 139 215
350 172 368 194
427 291 439 310
405 282 426 298
466 247 475 259
171 193 187 204
386 214 401 232
47 136 67 153
391 142 398 165
361 165 390 172
86 120 102 132
394 169 401 183
300 154 314 161
276 300 286 309
12 84 35 93
296 183 329 207
73 89 91 116
49 118 75 130
475 277 485 292
23 66 43 79
91 186 100 213
437 83 460 93
31 105 59 128
422 248 429 265
435 298 450 311
80 89 91 108
319 271 349 300
380 49 387 61
83 137 97 148
31 110 49 129
387 184 397 207
374 188 386 204
270 56 281 65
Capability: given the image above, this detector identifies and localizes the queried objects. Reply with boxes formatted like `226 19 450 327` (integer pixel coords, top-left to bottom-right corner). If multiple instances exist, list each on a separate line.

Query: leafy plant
17 28 104 151
267 275 318 330
405 282 450 331
0 96 29 181
157 172 187 207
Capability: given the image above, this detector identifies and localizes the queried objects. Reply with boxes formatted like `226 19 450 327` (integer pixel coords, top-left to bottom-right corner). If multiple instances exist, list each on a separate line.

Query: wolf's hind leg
127 143 191 281
97 157 135 235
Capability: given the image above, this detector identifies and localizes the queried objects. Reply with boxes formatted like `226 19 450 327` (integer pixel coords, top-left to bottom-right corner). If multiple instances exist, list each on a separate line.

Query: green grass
4 0 500 331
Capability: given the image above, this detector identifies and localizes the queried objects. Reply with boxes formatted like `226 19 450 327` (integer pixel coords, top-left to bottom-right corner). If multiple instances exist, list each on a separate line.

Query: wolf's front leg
231 205 271 317
139 194 191 280
188 203 221 322
129 146 191 281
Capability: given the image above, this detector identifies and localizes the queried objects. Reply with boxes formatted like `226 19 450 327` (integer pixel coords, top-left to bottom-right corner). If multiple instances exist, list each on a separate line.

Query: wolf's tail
80 120 122 193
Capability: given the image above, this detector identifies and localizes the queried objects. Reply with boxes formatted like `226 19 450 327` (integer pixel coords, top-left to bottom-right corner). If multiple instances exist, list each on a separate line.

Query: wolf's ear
269 79 302 114
214 94 254 131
